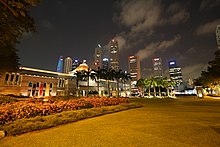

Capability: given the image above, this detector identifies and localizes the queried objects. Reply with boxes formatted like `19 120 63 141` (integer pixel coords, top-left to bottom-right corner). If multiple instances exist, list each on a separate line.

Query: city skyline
17 0 220 80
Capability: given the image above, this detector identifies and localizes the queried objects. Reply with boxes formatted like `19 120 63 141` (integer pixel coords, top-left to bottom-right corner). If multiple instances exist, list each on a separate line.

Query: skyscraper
94 44 102 70
56 56 63 73
168 60 183 84
63 57 73 73
152 58 163 77
128 56 141 81
102 58 109 70
72 59 79 70
109 39 119 71
216 24 220 49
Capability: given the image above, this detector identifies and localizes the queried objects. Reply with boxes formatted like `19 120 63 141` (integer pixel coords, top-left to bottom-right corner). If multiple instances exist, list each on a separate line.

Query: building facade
128 56 141 81
168 60 183 85
109 39 119 71
94 44 102 70
216 24 220 49
0 67 74 97
72 59 80 70
56 56 64 73
63 57 73 73
102 58 109 70
152 58 163 78
0 64 130 97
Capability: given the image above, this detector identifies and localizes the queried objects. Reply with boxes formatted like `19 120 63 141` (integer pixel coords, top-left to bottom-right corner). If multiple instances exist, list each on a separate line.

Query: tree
148 77 158 97
80 68 96 97
73 71 84 97
163 78 176 97
114 69 123 97
94 67 104 97
0 0 40 75
121 71 131 96
102 68 115 97
156 78 164 97
144 79 152 97
195 50 220 87
136 78 145 97
0 46 20 74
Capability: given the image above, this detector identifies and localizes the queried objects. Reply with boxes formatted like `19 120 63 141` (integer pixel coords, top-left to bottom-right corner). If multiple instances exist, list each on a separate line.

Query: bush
0 97 129 125
2 103 142 136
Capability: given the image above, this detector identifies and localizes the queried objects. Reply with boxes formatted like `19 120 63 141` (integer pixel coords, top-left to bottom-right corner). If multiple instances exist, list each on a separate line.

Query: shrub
2 103 142 136
0 97 128 125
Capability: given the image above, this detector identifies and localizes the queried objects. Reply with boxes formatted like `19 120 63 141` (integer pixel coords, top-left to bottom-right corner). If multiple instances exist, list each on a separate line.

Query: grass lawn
1 97 220 146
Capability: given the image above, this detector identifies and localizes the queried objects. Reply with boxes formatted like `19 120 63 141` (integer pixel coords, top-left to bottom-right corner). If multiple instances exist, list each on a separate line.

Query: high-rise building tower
102 58 109 70
56 56 64 73
216 24 220 49
128 56 141 81
72 59 80 70
109 39 119 71
152 57 163 78
94 44 102 70
168 60 183 84
63 57 73 73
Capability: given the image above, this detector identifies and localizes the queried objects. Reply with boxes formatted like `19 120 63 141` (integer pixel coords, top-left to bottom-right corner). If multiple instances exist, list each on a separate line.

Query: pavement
1 97 220 147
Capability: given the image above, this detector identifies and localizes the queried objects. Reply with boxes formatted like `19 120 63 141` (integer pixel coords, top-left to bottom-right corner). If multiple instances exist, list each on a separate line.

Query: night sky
18 0 220 80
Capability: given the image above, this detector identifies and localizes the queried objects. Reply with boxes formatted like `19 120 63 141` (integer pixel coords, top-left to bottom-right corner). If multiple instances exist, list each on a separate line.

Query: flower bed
0 98 128 125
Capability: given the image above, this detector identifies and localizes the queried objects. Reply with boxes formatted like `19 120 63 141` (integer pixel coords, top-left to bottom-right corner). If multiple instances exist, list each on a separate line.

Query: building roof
70 63 90 74
20 67 73 77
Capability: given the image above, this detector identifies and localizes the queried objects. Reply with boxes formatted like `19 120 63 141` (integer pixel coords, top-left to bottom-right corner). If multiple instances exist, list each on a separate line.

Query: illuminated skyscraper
94 44 102 70
216 24 220 49
168 60 183 84
63 57 73 73
152 57 163 77
109 39 119 71
72 59 79 70
102 58 109 70
128 56 140 81
56 56 63 73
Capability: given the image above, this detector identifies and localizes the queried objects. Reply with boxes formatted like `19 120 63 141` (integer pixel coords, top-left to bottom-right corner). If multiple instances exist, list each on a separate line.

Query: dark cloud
200 0 220 10
196 19 220 35
17 0 220 81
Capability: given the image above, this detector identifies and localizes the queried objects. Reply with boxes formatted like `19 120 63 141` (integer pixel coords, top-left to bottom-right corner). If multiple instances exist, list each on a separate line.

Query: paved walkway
1 98 220 146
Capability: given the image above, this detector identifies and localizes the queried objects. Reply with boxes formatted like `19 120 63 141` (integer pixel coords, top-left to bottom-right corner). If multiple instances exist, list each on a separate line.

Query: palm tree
144 79 152 97
156 78 164 97
73 71 84 97
114 69 123 97
121 71 131 96
102 68 115 97
148 77 158 97
94 67 104 97
136 78 145 97
163 78 176 97
84 68 96 97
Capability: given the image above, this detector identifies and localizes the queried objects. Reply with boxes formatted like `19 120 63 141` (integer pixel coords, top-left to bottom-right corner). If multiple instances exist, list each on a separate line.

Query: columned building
216 24 220 49
168 60 183 85
109 39 119 71
64 57 73 73
152 57 163 78
94 44 102 70
0 67 74 97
